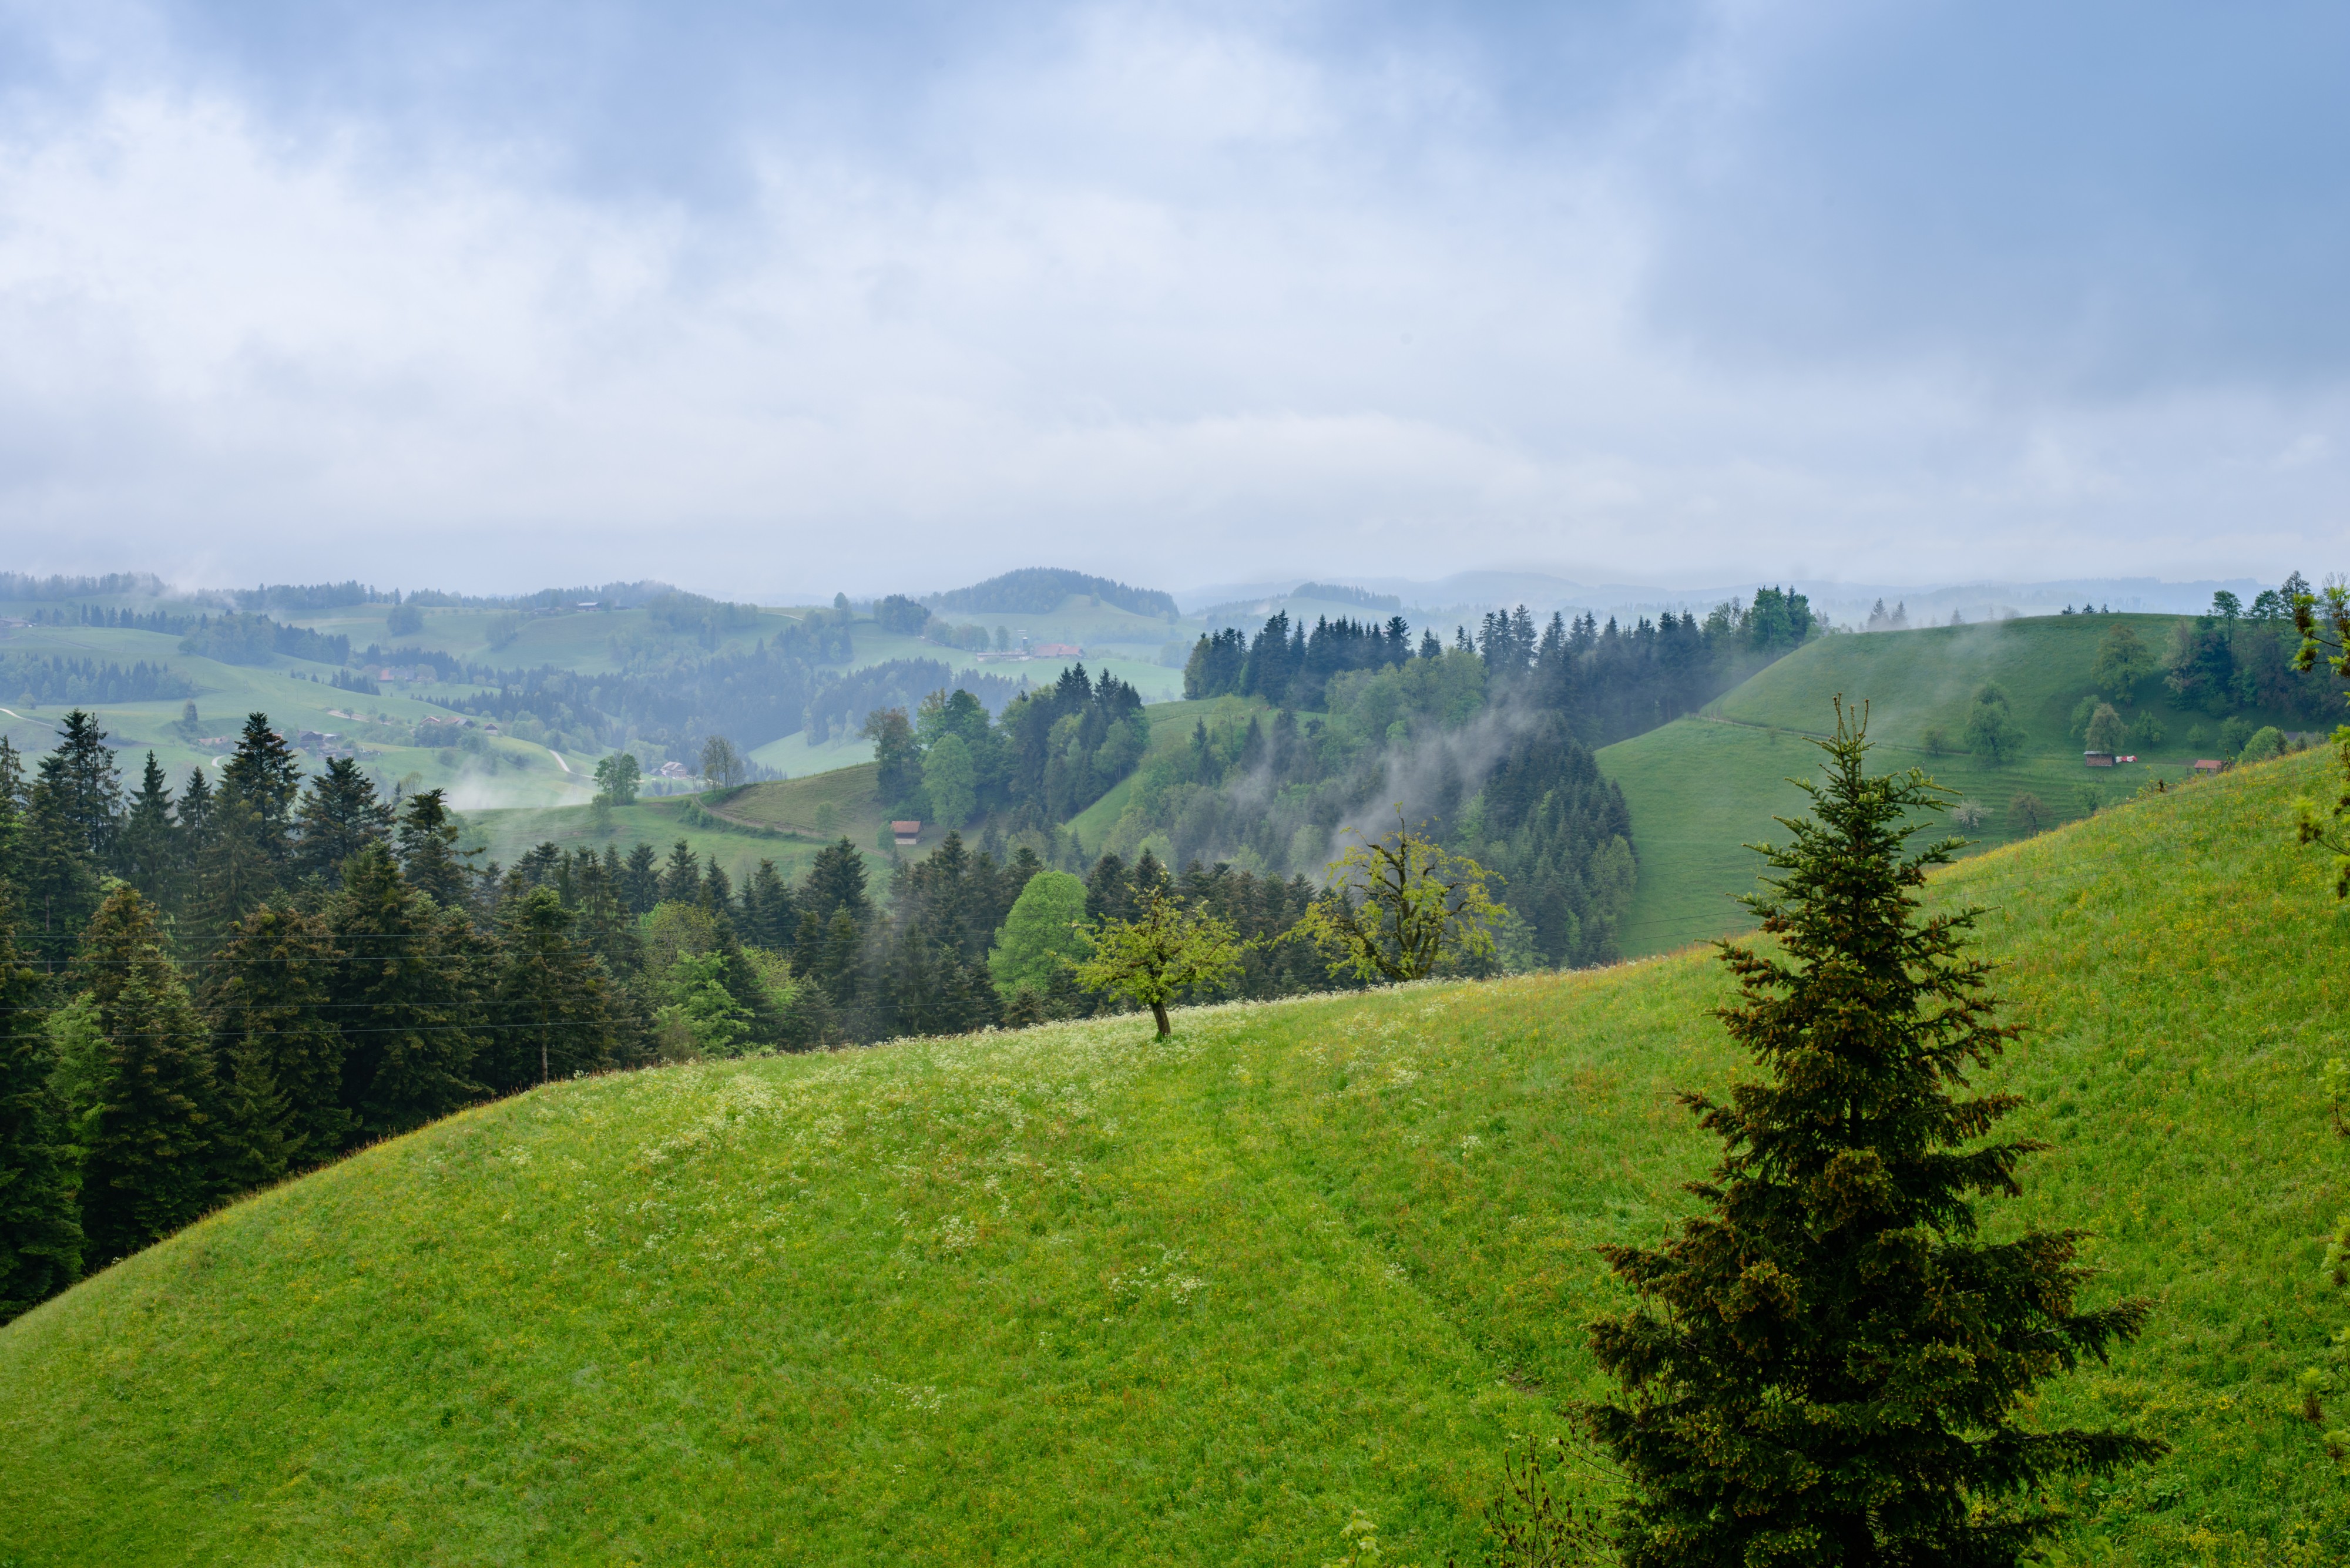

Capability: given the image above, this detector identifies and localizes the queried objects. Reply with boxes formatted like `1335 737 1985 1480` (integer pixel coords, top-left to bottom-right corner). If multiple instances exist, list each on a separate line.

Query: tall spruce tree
0 739 24 921
117 752 180 911
619 841 661 913
740 858 796 951
220 712 302 859
1585 705 2161 1566
189 793 280 953
18 753 103 971
658 840 701 905
72 887 219 1268
484 888 625 1092
41 710 122 867
0 853 82 1319
176 765 215 850
326 842 484 1136
292 756 394 886
204 906 351 1174
395 788 475 911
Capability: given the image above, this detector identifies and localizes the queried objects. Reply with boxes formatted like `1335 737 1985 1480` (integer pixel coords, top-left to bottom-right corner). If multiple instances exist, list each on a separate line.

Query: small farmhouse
892 820 921 847
2191 758 2224 775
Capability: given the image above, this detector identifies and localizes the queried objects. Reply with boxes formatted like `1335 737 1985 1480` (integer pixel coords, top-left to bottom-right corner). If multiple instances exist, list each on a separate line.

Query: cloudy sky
1 1 2343 599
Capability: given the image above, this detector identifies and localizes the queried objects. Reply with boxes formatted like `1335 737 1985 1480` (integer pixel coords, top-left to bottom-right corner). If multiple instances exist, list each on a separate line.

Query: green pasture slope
5 746 2348 1563
1598 613 2321 955
0 621 592 810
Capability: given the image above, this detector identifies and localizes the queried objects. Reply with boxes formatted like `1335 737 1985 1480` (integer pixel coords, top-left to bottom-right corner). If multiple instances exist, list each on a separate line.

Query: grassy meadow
1597 615 2319 955
3 743 2346 1564
0 620 595 811
461 775 895 891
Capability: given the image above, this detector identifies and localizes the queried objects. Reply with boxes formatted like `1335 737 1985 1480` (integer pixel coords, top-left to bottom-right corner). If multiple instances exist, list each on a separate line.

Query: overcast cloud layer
0 0 2343 599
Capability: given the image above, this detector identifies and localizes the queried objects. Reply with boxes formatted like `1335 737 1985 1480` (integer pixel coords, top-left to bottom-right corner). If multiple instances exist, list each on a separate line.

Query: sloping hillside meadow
1597 615 2322 954
2 747 2346 1564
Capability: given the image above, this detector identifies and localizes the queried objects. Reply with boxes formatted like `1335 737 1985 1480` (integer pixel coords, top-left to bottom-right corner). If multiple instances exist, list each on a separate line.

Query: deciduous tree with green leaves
1584 702 2161 1567
2083 701 2127 754
1073 888 1242 1038
1962 682 2026 764
2090 622 2155 702
2294 579 2350 894
988 869 1089 998
1292 812 1503 983
592 751 641 807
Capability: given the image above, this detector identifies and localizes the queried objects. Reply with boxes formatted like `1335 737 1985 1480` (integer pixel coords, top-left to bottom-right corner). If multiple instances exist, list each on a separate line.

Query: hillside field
461 769 899 889
1597 614 2321 955
3 743 2346 1564
0 621 595 810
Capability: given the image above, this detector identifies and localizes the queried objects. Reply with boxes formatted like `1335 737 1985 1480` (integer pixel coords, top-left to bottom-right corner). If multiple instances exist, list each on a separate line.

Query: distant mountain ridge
924 568 1177 619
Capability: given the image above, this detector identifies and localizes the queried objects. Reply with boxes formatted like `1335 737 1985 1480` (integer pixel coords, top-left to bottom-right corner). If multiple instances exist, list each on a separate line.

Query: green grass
1713 614 2306 762
1597 716 2166 956
460 788 885 891
1598 616 2320 955
6 746 2349 1563
0 622 592 809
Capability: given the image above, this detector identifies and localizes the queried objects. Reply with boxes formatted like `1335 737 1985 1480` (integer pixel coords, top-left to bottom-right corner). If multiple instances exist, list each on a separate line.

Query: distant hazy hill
926 567 1177 619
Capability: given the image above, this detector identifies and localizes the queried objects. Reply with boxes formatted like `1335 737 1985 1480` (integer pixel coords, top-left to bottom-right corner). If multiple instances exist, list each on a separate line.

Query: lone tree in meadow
1075 887 1242 1038
593 751 641 807
1584 701 2161 1567
1292 811 1505 983
2090 622 2154 702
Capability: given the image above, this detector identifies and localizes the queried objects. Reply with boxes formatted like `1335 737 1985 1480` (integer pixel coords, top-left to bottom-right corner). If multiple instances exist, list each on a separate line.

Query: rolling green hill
0 622 595 812
4 744 2346 1564
1598 614 2325 955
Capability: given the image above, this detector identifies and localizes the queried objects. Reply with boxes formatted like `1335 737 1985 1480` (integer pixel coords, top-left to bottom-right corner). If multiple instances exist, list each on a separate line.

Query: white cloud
0 2 2341 597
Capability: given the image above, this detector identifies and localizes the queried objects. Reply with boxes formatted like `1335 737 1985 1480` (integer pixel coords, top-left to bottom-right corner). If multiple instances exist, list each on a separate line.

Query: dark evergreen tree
620 841 662 913
700 858 733 912
213 1020 292 1194
204 906 351 1172
188 793 280 953
220 711 303 854
326 842 484 1136
176 765 216 852
800 838 872 926
117 752 180 909
293 756 394 885
812 908 862 1008
740 858 796 951
658 840 701 905
484 888 624 1092
1084 852 1135 924
395 788 475 911
41 709 122 866
18 753 103 969
1584 707 2161 1566
72 887 219 1268
0 738 23 912
0 880 82 1319
571 854 644 980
